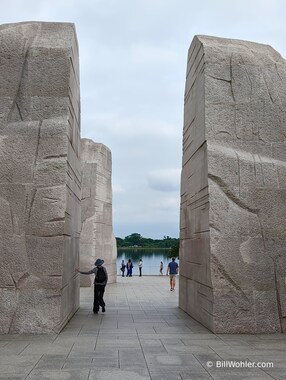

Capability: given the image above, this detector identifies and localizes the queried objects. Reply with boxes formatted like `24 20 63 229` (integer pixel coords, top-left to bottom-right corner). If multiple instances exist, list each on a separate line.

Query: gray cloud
147 169 181 192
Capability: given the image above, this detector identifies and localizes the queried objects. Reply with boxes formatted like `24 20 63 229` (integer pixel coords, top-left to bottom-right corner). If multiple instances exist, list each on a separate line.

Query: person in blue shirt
126 259 133 277
166 257 179 291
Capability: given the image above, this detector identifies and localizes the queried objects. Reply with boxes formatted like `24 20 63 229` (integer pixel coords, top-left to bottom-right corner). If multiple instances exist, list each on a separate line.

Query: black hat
94 258 104 266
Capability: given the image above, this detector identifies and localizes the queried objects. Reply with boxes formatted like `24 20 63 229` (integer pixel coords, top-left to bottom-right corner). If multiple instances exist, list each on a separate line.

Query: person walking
159 261 163 275
120 259 126 277
166 257 179 291
126 259 133 277
138 259 143 277
75 258 108 314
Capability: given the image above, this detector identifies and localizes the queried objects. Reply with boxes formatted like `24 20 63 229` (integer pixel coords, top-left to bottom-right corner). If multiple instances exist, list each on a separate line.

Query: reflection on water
117 248 179 276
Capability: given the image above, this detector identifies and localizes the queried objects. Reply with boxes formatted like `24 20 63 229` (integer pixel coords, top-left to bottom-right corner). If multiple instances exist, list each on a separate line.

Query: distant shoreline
117 247 171 250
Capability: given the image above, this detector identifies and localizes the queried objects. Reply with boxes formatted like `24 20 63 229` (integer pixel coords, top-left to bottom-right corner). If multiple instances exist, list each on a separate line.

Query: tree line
116 233 179 256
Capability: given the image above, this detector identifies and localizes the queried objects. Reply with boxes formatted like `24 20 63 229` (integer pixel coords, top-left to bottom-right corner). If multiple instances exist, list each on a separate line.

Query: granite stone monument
0 22 81 333
80 139 117 286
180 35 286 333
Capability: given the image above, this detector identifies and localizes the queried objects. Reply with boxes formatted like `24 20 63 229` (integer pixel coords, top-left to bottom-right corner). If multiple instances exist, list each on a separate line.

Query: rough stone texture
179 35 286 333
80 138 117 286
0 22 81 333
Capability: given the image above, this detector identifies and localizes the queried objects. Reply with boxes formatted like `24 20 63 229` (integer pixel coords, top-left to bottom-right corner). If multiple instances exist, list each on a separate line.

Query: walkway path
0 276 286 379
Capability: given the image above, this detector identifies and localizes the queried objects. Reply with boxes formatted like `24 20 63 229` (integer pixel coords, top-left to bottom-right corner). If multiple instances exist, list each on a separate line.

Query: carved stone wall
0 22 81 333
80 139 117 286
180 35 286 333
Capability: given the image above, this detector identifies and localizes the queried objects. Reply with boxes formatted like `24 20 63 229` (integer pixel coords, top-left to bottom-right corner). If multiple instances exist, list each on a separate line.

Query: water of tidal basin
117 248 179 276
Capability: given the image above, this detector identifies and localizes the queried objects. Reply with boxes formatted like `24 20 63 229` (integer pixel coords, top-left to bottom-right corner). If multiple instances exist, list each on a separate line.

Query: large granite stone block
180 35 286 333
0 22 81 333
80 139 117 286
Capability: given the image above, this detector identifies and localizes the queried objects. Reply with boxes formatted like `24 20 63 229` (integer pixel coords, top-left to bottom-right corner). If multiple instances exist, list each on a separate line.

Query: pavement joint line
192 352 216 380
93 319 100 351
159 338 168 354
77 324 84 337
136 325 151 379
23 353 44 380
66 341 75 363
18 342 31 355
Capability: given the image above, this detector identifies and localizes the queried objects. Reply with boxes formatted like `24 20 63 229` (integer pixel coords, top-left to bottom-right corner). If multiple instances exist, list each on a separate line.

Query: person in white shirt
138 259 143 277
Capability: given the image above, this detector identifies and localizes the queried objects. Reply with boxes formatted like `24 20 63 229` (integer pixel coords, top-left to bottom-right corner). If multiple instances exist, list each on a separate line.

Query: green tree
116 233 179 249
170 240 180 258
124 233 142 246
115 237 124 247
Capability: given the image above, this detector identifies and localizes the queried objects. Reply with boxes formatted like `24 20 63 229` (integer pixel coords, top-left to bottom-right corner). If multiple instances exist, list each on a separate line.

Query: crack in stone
229 54 236 102
208 75 231 84
8 305 17 334
32 121 42 180
27 189 37 224
262 73 275 104
9 202 14 234
15 102 23 121
7 274 21 333
10 273 17 289
216 131 231 137
14 272 30 289
7 24 40 123
275 63 282 80
212 255 250 303
30 233 64 237
243 65 253 98
208 173 259 214
43 154 67 160
234 150 241 197
42 197 60 201
209 222 220 233
269 255 283 332
48 275 62 278
46 217 65 222
257 154 266 186
7 39 29 123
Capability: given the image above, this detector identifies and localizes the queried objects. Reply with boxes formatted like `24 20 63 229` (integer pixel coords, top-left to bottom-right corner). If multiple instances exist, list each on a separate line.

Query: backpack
95 267 107 283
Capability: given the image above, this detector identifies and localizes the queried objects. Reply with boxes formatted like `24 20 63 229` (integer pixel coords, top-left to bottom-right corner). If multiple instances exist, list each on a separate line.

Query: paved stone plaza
0 276 286 379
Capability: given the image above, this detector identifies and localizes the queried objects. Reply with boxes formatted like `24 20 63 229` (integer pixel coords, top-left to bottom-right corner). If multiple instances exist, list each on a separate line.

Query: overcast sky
1 0 285 238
